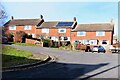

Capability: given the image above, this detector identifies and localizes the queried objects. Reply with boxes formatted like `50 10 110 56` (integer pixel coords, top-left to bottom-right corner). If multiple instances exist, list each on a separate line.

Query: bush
5 32 14 42
74 42 79 50
43 38 51 47
14 31 27 43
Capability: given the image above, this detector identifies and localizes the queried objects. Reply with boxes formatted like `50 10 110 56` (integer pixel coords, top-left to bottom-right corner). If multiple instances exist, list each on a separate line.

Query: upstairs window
96 31 105 36
77 31 86 36
42 28 49 33
9 25 16 30
24 25 32 30
58 28 66 33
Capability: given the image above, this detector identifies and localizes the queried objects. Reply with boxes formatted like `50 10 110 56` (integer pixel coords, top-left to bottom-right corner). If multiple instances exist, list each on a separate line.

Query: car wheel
104 51 106 53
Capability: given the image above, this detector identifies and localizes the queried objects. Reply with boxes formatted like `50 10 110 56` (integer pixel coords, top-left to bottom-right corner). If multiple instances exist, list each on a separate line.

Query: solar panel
56 22 73 27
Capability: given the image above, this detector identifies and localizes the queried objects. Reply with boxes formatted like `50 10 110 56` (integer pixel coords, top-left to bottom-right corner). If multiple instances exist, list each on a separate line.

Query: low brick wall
26 39 36 44
26 38 43 47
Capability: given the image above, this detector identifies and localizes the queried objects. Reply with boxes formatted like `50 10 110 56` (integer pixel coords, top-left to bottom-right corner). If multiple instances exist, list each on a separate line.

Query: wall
71 31 113 45
26 38 43 47
35 28 71 41
4 25 36 36
4 25 113 46
36 28 71 36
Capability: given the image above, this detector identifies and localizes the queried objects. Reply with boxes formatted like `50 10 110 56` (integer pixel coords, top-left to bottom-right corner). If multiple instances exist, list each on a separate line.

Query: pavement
2 44 120 79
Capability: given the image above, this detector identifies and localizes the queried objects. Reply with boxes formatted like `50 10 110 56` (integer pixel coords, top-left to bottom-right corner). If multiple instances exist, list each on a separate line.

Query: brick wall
4 25 36 36
35 28 71 39
71 31 113 45
4 25 113 46
26 38 43 47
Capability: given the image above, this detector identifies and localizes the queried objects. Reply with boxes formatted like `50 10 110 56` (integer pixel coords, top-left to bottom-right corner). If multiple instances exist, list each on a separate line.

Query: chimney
40 15 43 20
73 17 76 22
11 16 14 20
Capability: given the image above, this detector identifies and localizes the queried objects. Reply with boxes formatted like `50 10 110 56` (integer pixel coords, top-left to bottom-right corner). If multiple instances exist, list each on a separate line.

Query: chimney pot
40 15 43 19
11 16 14 20
73 17 76 21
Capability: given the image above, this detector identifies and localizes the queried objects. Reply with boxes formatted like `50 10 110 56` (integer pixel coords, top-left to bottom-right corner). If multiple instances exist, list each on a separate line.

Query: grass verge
14 43 36 46
2 46 40 67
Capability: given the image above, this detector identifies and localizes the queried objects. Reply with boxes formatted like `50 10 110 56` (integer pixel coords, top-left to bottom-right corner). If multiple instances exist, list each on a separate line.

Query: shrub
14 31 27 43
43 38 51 47
5 32 14 42
74 42 78 49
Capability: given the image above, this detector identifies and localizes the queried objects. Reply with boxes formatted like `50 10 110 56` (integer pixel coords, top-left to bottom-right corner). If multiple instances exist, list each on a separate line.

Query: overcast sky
1 2 118 36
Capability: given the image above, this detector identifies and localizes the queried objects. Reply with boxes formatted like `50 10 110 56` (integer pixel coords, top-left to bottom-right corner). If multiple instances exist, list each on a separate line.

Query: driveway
2 45 119 79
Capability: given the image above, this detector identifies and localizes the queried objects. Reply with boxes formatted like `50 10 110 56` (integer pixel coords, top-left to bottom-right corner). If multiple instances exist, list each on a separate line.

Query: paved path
2 45 119 79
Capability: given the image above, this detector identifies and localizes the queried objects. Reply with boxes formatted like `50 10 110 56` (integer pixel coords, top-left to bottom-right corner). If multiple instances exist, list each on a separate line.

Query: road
2 45 119 79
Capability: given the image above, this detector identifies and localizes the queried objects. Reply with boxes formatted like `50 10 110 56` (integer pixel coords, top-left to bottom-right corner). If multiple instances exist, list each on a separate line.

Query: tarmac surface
2 45 120 79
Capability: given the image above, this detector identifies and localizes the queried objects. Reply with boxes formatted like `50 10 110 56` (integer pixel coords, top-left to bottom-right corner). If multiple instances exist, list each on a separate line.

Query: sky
0 2 118 36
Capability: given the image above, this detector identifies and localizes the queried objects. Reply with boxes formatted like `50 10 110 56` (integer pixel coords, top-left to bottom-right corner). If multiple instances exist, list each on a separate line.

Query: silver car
91 46 106 53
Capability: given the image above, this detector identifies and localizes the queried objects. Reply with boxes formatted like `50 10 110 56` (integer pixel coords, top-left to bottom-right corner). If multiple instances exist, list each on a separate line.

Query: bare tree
0 3 8 26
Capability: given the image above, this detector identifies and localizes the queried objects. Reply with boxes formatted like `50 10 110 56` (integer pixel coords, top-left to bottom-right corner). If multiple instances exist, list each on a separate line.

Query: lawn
14 43 36 46
2 46 39 67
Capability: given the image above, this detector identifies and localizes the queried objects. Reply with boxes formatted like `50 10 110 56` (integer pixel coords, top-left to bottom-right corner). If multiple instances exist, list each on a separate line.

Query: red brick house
4 16 44 38
3 16 114 47
71 22 114 46
36 20 77 42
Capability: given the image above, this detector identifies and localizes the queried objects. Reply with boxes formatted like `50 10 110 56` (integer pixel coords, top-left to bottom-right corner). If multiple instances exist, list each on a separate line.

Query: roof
4 19 43 26
37 21 58 28
37 21 76 28
72 23 114 31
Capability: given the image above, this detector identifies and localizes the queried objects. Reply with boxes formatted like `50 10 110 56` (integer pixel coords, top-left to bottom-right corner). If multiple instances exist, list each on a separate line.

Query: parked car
110 45 120 53
91 46 106 53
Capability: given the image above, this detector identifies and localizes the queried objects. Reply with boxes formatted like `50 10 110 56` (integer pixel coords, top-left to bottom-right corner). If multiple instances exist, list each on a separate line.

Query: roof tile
72 23 114 31
4 19 43 26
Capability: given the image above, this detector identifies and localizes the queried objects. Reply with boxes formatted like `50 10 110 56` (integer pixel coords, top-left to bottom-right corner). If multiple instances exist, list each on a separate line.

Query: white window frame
77 31 86 36
42 28 49 33
96 31 105 36
9 25 16 30
24 25 32 30
58 28 66 33
89 40 97 45
32 33 35 38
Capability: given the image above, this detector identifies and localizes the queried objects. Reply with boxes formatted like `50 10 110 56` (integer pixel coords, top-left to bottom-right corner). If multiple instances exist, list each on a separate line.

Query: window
89 40 97 45
32 34 35 38
83 40 87 44
96 31 105 36
64 37 68 40
74 40 79 42
86 40 89 44
77 31 86 36
9 26 16 30
58 28 66 33
101 40 109 45
42 28 49 33
82 40 97 45
24 25 32 30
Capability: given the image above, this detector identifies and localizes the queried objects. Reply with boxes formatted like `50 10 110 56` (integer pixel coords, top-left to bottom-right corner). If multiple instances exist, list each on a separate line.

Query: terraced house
4 15 114 46
4 15 44 38
35 18 77 42
71 21 114 45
